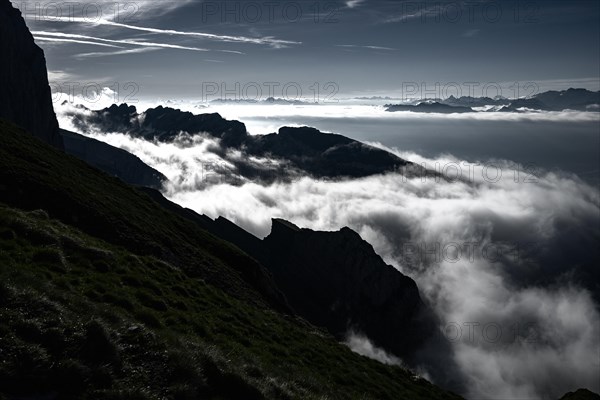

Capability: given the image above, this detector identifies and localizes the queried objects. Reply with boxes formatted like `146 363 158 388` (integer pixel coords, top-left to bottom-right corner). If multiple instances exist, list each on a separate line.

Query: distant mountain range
385 89 600 113
211 97 313 105
385 102 473 113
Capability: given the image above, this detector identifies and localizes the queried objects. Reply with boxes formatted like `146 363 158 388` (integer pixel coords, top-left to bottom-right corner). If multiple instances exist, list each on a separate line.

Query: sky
12 0 600 101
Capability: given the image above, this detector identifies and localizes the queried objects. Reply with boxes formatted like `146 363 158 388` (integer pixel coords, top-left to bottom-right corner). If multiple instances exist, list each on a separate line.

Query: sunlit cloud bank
165 150 600 400
57 99 600 399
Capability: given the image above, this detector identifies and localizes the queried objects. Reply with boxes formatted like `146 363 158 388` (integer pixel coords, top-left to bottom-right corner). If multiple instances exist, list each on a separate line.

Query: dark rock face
194 215 438 362
0 0 63 149
261 219 437 361
61 129 167 189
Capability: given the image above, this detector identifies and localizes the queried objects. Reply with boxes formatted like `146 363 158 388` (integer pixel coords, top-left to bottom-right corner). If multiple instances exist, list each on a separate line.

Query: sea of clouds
55 96 600 400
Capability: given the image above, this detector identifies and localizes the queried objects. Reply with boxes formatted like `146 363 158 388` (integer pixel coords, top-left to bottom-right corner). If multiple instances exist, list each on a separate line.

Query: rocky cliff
261 219 438 361
0 0 63 149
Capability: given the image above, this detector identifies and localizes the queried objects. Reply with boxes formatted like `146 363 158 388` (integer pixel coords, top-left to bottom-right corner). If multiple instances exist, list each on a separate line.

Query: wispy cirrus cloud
346 0 366 8
31 16 301 48
383 4 442 23
337 44 395 51
32 31 243 54
75 47 160 59
34 36 123 48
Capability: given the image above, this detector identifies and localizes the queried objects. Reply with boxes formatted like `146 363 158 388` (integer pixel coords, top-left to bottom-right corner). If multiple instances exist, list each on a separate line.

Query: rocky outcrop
248 126 410 178
70 104 248 147
261 219 437 361
0 0 63 149
64 105 414 181
61 129 167 189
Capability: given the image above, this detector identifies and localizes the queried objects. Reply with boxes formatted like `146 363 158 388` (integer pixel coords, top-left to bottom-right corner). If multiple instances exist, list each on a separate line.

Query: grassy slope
0 119 462 400
0 119 285 312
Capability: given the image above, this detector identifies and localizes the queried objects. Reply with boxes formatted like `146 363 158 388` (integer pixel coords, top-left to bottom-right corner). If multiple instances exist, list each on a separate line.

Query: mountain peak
0 0 63 149
271 218 300 232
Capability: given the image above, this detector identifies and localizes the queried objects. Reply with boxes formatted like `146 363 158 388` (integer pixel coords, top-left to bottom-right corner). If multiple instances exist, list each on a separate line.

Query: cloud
34 36 122 48
337 44 395 51
30 16 301 48
56 102 600 399
75 47 160 58
345 331 404 366
346 0 366 9
162 153 599 400
189 104 599 138
462 29 480 38
32 31 243 54
47 70 75 82
383 4 442 24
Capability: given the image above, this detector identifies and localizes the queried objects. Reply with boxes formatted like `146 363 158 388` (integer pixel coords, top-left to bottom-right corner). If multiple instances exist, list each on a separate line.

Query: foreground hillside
0 119 462 399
